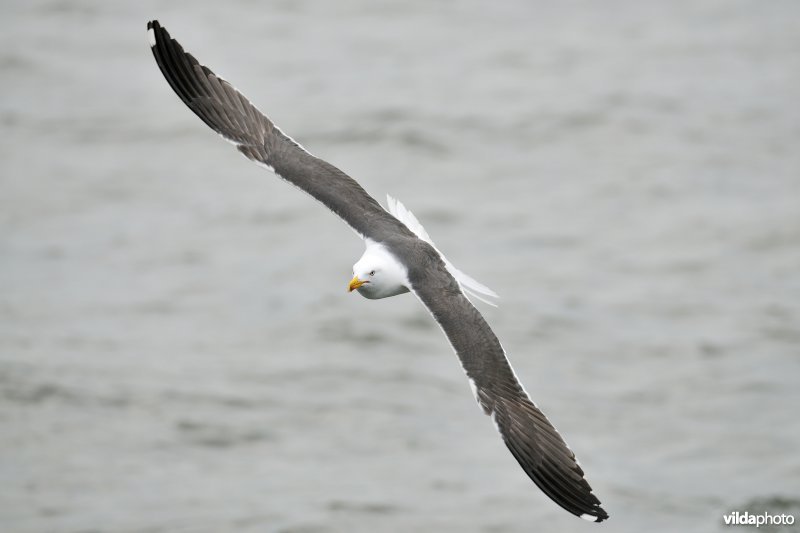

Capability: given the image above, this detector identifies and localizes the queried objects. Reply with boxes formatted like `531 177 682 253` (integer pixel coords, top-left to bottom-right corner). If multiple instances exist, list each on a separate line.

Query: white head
348 242 410 300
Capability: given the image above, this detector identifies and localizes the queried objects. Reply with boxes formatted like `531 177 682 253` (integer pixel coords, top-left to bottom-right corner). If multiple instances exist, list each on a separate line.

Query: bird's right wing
147 20 410 242
406 255 608 522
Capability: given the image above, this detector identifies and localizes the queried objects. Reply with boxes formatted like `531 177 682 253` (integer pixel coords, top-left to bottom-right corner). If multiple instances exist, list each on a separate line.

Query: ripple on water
174 419 277 449
326 499 401 515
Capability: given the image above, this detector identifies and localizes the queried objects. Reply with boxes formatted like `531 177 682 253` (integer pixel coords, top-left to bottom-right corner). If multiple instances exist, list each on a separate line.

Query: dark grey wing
404 247 608 522
147 20 410 241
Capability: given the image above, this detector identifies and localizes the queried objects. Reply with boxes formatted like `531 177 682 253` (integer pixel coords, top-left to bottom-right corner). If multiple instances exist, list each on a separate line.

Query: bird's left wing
401 245 608 522
147 20 409 241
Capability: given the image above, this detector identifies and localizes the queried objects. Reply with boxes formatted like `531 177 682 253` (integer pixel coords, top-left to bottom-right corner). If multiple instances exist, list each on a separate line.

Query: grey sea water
2 1 799 532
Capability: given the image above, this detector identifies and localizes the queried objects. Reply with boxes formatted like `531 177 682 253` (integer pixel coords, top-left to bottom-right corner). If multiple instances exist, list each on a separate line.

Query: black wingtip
146 20 160 47
585 495 610 522
582 508 609 523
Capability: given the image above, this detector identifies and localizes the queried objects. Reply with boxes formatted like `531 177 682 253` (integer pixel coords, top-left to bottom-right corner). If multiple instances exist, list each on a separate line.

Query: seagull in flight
146 20 608 522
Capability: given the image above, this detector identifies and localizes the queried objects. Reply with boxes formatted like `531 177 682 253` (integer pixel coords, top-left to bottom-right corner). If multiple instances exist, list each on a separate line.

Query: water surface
2 1 799 532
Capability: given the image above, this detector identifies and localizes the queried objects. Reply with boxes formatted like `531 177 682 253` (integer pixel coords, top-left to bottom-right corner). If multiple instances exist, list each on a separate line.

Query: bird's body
147 20 608 522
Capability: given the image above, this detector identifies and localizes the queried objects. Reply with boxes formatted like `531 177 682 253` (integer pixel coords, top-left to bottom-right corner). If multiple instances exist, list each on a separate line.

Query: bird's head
348 262 379 296
348 246 410 300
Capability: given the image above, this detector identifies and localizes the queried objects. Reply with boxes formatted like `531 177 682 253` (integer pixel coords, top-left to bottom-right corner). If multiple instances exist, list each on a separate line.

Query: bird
146 20 608 522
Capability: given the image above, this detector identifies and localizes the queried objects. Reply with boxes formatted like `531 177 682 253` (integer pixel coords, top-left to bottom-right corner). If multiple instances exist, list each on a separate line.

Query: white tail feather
386 195 499 307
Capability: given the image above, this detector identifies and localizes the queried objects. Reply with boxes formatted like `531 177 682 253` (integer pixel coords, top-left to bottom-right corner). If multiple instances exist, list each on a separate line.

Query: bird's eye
369 270 375 276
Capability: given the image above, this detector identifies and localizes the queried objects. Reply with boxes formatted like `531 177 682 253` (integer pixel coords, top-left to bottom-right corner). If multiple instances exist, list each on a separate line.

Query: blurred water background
2 1 799 532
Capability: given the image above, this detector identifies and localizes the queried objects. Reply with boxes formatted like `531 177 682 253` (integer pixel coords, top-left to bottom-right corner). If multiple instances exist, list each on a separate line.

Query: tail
386 195 499 307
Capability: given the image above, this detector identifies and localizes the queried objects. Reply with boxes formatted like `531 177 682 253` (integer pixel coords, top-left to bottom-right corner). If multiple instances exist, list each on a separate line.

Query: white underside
386 195 498 306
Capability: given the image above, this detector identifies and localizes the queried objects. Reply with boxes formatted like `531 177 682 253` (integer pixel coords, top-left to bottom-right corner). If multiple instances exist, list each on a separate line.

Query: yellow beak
348 275 368 292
